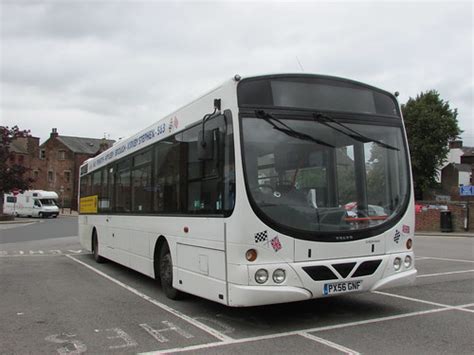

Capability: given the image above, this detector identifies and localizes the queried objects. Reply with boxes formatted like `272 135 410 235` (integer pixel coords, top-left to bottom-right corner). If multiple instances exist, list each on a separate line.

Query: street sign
459 185 474 196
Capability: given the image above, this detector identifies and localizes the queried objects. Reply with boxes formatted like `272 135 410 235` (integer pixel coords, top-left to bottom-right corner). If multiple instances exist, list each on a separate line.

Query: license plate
323 280 363 295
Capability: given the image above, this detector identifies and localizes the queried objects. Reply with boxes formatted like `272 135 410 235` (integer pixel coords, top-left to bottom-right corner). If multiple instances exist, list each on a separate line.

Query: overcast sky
1 0 473 146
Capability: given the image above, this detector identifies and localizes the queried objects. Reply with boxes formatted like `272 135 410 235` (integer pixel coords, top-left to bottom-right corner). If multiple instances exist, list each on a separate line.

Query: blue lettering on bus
88 120 171 171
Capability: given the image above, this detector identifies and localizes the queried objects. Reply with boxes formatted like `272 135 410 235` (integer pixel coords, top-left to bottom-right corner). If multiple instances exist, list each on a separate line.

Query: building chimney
99 138 109 152
449 140 463 149
50 128 58 139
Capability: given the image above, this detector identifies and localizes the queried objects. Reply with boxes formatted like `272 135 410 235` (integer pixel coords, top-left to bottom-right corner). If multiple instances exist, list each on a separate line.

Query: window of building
58 150 66 160
40 150 46 159
64 171 71 183
48 171 54 183
33 170 39 180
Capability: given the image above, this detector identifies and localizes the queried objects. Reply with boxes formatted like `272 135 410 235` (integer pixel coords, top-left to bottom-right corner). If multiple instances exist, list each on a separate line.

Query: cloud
1 1 472 145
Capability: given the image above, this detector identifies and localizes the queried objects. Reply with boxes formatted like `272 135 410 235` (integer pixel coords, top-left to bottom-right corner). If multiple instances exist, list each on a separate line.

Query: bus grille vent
352 260 382 277
332 262 356 278
302 266 338 281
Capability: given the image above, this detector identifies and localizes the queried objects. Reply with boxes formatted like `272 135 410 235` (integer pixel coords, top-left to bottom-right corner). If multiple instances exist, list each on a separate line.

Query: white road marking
299 332 360 354
193 317 235 334
139 321 194 343
0 250 86 257
417 269 474 278
457 307 474 314
29 250 44 255
65 255 232 342
416 256 474 263
146 307 455 354
415 235 471 239
45 333 87 355
373 291 474 313
102 328 137 349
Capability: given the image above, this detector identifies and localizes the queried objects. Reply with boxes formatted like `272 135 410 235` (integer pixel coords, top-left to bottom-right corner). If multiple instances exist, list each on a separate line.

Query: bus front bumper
228 284 312 307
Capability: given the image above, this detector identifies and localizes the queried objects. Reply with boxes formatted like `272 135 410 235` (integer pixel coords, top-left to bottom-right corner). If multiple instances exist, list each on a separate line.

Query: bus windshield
241 114 409 239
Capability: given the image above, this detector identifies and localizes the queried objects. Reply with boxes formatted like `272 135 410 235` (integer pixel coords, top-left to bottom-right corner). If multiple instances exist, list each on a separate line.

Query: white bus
78 74 416 307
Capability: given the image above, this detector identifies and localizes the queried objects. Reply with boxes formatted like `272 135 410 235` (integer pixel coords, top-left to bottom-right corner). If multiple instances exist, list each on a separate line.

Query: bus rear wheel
159 243 183 300
92 230 106 263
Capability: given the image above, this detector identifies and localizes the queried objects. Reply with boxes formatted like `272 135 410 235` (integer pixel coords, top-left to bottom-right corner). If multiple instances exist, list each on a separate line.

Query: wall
415 201 474 232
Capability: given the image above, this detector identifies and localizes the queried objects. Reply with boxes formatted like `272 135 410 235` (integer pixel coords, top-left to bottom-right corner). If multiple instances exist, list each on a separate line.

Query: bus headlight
404 255 412 268
393 257 402 271
255 269 269 284
272 269 286 284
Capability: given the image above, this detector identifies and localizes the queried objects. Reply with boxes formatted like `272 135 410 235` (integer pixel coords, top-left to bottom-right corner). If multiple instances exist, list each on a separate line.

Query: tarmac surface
0 217 473 354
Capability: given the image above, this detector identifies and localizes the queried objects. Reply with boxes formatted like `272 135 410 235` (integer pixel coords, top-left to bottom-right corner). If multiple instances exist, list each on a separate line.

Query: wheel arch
91 226 98 251
153 235 168 279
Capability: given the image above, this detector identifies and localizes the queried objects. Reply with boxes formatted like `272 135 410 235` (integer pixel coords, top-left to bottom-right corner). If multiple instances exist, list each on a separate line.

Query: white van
3 190 60 218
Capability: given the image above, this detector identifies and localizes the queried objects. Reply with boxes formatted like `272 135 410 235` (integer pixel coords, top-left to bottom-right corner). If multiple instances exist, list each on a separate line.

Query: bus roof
80 73 397 176
81 76 239 175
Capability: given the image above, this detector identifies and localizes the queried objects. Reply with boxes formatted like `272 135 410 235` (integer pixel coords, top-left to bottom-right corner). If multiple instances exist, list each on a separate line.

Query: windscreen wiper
255 110 334 148
313 112 399 151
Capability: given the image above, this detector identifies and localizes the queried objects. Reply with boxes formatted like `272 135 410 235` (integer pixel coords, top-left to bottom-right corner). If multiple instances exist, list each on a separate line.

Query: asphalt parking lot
1 220 473 354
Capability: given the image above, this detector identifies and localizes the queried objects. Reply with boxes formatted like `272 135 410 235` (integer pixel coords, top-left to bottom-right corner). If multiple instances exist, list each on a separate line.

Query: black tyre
158 243 183 300
92 230 106 263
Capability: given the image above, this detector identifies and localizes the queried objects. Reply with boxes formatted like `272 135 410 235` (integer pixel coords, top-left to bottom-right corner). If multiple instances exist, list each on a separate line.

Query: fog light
404 255 412 268
246 249 257 262
393 257 402 271
255 269 268 284
272 269 286 284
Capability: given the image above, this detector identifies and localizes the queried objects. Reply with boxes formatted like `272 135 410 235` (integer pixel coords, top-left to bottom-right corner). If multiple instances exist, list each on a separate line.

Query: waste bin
440 210 453 232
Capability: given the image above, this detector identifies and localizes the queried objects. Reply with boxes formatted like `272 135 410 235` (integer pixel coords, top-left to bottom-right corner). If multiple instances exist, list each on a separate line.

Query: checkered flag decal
254 230 268 243
394 230 400 243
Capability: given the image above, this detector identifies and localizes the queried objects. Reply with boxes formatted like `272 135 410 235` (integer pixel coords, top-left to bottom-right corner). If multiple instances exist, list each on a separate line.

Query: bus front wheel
92 230 106 263
159 243 183 300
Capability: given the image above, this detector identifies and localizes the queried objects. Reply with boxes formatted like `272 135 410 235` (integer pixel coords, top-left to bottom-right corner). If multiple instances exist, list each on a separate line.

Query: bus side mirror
198 130 214 160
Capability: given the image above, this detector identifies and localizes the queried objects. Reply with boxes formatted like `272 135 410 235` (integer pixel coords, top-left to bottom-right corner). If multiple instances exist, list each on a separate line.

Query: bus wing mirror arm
198 130 214 160
198 100 221 160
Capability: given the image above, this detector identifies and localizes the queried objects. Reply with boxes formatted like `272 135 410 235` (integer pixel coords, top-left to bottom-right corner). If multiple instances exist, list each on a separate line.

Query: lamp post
60 185 64 214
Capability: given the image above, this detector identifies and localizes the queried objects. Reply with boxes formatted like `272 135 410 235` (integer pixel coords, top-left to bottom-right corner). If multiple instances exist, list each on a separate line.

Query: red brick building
9 128 114 210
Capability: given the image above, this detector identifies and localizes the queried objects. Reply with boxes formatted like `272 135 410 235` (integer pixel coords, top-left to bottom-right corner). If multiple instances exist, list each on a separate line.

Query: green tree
402 90 461 198
0 126 32 215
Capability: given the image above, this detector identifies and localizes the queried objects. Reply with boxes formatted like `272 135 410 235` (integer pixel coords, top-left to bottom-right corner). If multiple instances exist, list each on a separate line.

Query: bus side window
183 122 224 213
131 150 152 213
115 159 131 212
154 138 181 213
